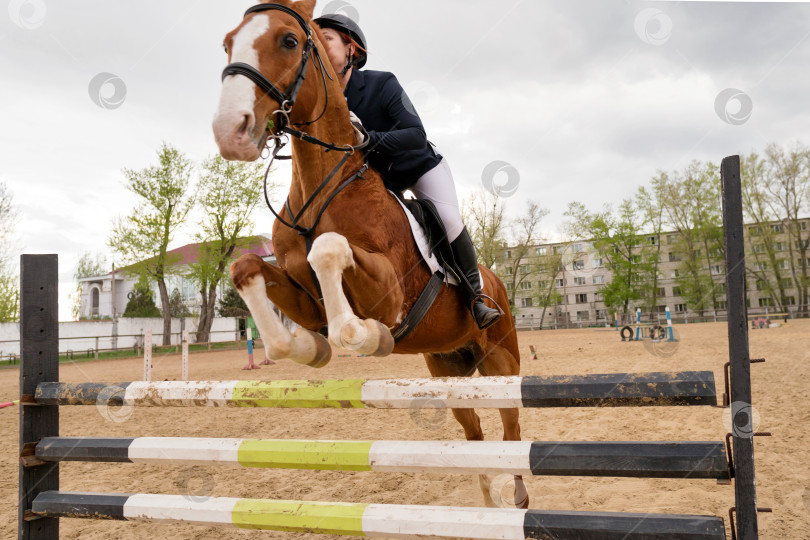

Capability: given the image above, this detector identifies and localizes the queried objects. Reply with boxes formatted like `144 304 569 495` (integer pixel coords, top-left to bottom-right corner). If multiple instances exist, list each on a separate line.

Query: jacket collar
344 69 365 109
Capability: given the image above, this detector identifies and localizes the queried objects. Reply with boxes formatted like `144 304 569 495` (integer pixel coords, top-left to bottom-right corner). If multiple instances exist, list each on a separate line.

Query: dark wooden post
721 156 759 539
19 255 59 540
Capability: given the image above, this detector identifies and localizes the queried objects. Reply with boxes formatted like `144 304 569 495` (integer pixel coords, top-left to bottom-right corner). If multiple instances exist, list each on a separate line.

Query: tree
762 142 810 315
461 189 507 268
168 289 192 318
741 151 786 310
218 286 250 318
0 181 19 322
186 155 267 343
72 251 109 320
109 143 194 345
499 201 548 308
637 178 668 313
532 250 565 328
123 277 161 318
565 199 657 322
658 161 724 316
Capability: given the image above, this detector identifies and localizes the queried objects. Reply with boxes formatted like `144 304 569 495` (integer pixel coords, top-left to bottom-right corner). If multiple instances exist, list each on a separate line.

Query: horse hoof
367 320 394 357
293 328 332 368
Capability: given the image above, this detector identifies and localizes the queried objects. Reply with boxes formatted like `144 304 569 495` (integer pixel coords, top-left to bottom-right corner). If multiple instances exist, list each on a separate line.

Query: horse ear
295 0 316 19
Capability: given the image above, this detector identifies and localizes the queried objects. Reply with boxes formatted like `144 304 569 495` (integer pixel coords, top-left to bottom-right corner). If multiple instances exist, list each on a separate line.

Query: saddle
397 195 464 287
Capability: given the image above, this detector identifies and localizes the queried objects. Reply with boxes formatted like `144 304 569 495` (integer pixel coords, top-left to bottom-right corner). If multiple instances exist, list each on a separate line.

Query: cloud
1 0 809 319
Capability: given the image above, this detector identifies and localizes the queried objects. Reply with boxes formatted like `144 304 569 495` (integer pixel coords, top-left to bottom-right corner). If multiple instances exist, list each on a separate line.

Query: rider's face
321 28 353 75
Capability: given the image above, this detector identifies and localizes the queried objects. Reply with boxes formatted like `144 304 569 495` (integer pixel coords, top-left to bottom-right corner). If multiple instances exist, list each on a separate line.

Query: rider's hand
349 111 365 146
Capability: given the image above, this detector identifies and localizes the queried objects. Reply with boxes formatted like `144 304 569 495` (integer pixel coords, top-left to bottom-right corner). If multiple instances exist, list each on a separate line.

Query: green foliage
0 270 18 322
565 199 657 318
168 288 192 318
109 142 194 271
0 181 19 322
187 155 269 342
123 278 161 318
656 161 724 315
109 142 194 343
218 286 249 318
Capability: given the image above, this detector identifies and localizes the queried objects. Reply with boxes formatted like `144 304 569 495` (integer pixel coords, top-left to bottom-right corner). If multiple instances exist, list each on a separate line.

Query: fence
0 317 241 364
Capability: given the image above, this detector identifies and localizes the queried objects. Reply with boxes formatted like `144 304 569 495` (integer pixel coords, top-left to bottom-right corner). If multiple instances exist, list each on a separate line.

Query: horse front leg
231 254 331 368
307 232 397 356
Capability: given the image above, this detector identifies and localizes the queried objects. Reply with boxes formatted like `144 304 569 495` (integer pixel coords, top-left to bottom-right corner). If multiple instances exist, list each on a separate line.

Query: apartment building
496 219 810 327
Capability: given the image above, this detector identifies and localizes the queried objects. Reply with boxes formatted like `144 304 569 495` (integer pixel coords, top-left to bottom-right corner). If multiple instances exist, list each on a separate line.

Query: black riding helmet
313 13 368 70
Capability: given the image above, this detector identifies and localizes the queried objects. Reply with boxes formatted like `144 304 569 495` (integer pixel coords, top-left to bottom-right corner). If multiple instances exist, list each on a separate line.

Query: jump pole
1 399 19 409
634 308 642 341
666 307 676 341
142 329 152 382
722 154 760 539
181 331 188 381
242 327 259 370
19 254 60 540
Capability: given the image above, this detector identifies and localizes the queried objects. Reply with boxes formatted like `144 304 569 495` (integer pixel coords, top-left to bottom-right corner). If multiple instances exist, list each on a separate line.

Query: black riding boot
450 228 503 330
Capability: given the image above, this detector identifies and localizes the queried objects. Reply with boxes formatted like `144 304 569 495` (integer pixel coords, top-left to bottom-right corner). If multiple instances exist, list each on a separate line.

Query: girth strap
391 271 445 343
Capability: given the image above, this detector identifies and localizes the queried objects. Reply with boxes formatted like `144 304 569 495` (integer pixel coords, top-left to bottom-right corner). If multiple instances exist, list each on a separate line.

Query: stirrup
469 293 505 330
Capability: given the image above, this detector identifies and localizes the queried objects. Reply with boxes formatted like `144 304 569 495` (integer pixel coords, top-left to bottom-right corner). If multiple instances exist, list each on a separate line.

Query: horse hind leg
475 341 529 509
307 232 394 356
424 349 505 508
230 254 331 368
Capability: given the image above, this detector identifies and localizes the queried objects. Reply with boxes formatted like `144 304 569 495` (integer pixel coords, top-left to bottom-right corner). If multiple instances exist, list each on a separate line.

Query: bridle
222 3 326 132
220 2 370 305
220 3 369 232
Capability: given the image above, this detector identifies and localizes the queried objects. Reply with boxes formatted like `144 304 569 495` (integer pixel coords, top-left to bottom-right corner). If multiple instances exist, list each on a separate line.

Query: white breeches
410 158 465 242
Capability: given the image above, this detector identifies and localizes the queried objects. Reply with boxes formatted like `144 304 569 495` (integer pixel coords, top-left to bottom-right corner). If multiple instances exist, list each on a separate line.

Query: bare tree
763 142 810 315
461 189 507 269
500 201 548 309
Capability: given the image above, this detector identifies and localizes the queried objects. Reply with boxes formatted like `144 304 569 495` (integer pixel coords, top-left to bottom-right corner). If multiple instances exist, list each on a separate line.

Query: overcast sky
2 0 809 319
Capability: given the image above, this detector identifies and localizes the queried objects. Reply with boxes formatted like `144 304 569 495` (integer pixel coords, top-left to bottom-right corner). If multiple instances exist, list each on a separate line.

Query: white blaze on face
213 14 270 151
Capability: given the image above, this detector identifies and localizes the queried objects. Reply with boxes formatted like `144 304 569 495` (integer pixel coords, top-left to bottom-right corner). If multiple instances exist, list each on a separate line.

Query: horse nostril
238 113 250 135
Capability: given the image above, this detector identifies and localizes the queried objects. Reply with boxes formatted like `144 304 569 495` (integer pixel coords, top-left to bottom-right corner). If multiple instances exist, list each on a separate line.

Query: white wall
0 317 241 357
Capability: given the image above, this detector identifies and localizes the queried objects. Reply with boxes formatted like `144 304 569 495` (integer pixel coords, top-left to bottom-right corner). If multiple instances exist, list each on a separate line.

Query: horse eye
283 34 299 49
222 43 228 54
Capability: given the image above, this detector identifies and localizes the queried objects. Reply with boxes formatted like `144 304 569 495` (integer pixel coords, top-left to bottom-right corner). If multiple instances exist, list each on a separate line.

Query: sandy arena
2 321 808 539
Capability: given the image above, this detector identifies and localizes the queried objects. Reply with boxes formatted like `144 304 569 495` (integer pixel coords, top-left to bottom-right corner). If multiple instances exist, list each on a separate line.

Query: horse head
213 0 335 161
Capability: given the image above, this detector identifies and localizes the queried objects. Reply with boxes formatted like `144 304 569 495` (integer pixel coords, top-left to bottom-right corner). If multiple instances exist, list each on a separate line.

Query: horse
212 0 527 508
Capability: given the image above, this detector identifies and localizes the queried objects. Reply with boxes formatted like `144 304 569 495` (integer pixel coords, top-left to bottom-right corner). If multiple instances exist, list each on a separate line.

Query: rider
314 13 502 330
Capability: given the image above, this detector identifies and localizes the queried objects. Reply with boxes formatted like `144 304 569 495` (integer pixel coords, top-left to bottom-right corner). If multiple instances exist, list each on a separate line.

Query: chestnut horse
212 0 527 508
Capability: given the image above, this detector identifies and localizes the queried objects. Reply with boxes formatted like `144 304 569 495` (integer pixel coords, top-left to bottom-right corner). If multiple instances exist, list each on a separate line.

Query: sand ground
1 321 808 539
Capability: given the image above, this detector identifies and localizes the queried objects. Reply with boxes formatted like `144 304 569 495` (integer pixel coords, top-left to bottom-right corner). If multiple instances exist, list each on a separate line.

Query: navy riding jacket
345 69 442 191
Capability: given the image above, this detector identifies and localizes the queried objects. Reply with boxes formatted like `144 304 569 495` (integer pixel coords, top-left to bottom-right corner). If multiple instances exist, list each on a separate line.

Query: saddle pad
389 191 482 288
